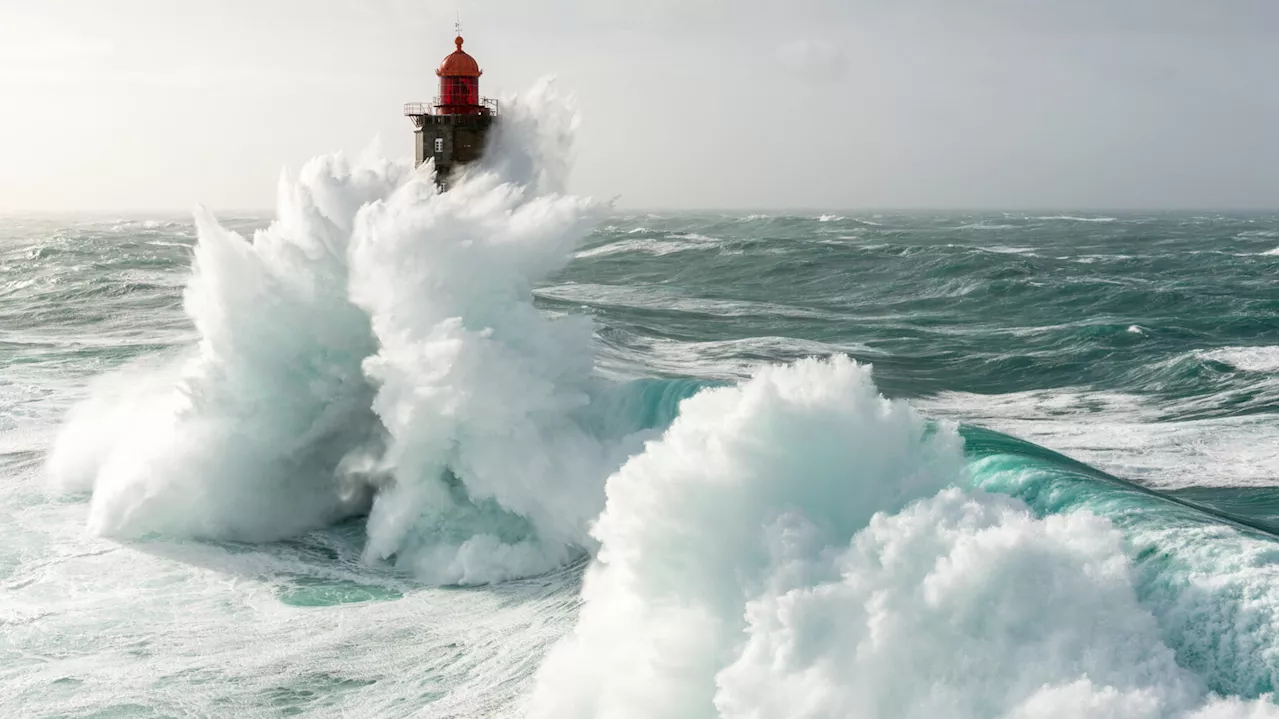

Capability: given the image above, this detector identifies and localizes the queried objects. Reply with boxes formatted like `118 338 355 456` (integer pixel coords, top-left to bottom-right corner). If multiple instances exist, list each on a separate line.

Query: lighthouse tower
404 34 498 187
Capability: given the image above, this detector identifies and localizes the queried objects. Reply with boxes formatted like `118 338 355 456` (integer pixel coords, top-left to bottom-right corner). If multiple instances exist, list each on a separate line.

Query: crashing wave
527 357 1276 719
47 79 655 585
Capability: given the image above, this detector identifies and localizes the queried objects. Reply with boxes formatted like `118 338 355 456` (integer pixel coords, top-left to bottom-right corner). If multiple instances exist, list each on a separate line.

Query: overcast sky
1 0 1275 211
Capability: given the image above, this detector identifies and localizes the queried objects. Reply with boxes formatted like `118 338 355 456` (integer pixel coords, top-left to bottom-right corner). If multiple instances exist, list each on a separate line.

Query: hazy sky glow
1 0 1275 211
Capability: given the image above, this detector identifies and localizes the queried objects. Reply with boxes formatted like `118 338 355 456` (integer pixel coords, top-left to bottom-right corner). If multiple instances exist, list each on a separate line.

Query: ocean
1 93 1277 718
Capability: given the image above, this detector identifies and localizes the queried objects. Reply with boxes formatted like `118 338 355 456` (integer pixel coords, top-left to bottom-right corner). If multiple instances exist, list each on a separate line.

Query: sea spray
347 164 618 584
527 356 1275 719
48 153 393 541
46 80 649 583
527 356 964 717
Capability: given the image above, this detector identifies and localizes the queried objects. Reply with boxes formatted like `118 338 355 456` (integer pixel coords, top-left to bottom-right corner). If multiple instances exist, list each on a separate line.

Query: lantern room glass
440 76 479 109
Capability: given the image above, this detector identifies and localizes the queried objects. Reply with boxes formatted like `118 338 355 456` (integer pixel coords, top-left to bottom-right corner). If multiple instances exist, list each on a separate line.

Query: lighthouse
404 34 498 188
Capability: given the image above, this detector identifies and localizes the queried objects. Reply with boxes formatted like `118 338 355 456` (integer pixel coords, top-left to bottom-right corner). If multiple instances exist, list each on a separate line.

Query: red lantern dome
437 36 481 78
436 36 483 113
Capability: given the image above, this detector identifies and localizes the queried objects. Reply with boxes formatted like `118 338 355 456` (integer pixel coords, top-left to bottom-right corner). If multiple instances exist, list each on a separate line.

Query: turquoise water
0 154 1276 716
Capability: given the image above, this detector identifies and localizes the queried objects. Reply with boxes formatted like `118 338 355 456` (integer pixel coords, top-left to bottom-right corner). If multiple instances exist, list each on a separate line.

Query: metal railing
403 97 499 116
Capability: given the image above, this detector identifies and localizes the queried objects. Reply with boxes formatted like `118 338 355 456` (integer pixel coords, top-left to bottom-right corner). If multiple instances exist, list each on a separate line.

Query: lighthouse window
434 138 444 153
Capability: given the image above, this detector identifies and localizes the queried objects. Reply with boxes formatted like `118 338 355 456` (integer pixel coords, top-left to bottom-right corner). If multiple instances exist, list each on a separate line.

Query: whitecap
1196 346 1279 373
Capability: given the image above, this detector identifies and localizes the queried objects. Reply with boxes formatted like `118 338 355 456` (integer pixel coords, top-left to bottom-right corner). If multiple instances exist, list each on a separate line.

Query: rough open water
1 86 1277 718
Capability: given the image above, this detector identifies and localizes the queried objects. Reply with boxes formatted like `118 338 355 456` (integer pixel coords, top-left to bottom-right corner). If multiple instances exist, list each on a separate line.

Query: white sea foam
345 152 625 584
1196 346 1279 373
527 357 1276 718
978 244 1036 252
49 152 397 542
535 283 832 322
1033 215 1120 223
921 388 1279 489
593 334 871 382
573 237 710 259
47 80 650 585
1075 253 1135 263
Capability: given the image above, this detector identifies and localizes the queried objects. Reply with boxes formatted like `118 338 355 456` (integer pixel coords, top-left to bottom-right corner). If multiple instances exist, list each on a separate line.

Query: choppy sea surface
1 109 1277 718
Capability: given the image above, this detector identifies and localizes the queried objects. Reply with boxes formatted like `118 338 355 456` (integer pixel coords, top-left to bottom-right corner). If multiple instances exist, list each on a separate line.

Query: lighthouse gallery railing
403 98 500 116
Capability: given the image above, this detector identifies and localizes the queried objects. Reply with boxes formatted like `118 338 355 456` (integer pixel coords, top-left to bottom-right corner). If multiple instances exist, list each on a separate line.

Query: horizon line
2 206 1277 217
